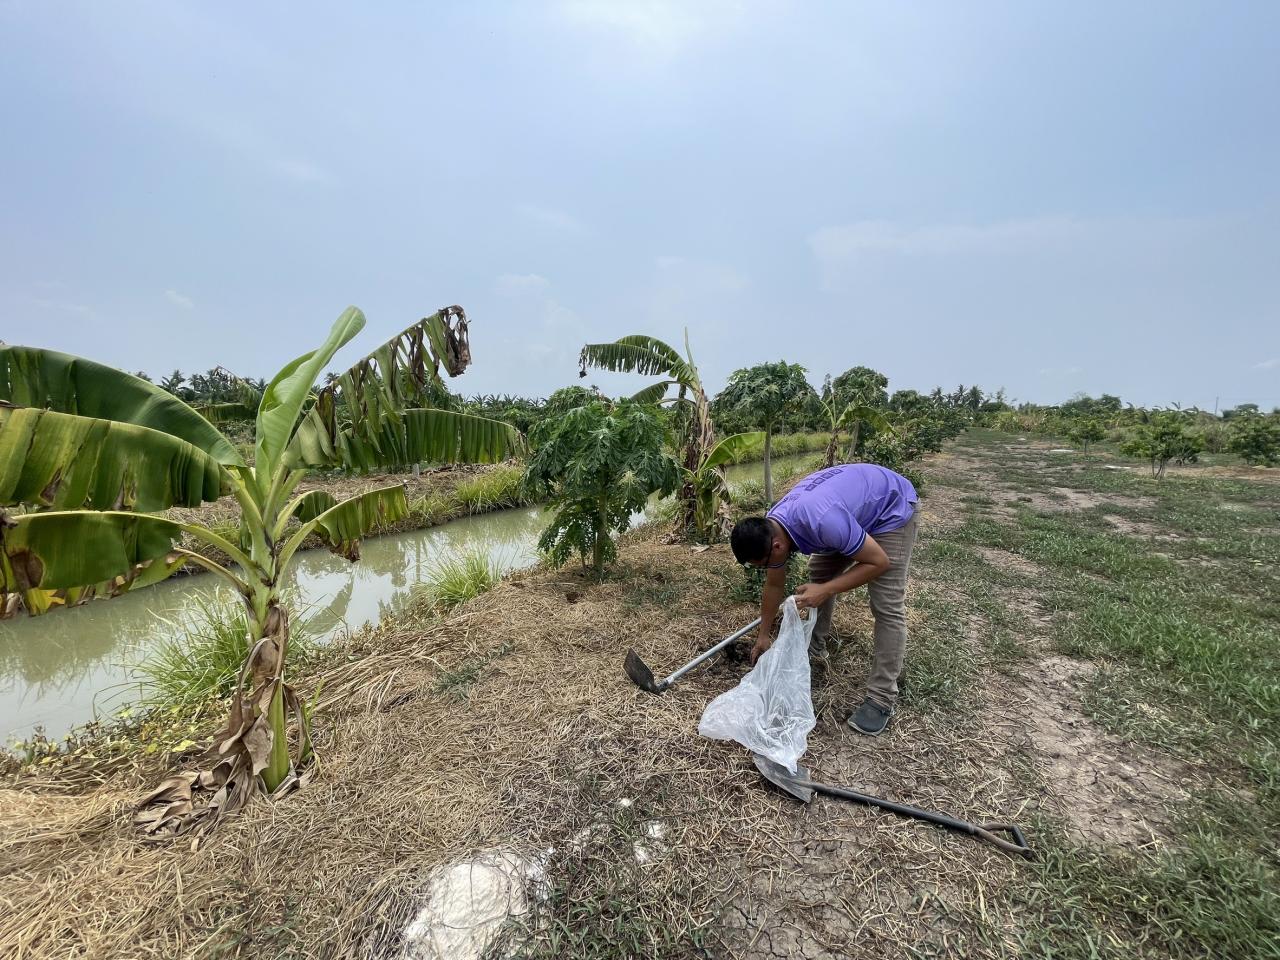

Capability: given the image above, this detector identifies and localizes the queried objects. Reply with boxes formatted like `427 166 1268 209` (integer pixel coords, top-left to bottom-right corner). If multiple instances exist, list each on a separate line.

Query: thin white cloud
517 203 588 236
29 297 96 318
495 273 551 296
1253 358 1279 370
164 289 194 309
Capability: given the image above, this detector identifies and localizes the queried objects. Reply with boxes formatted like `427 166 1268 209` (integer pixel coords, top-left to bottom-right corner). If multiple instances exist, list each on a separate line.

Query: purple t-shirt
767 464 917 556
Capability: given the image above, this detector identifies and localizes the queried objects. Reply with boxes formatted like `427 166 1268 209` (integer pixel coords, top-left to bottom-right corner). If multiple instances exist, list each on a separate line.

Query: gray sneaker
847 699 893 736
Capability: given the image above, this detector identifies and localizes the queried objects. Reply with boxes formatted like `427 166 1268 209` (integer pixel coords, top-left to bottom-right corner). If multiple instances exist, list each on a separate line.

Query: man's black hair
730 516 773 565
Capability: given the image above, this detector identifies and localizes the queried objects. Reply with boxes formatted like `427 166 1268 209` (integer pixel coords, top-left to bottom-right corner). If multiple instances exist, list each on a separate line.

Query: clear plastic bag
697 596 816 773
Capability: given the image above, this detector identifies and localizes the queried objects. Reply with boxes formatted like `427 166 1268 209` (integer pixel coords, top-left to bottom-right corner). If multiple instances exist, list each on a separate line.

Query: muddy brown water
0 455 811 743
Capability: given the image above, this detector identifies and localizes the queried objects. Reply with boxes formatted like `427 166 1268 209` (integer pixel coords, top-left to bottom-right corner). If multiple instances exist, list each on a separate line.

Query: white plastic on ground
402 849 547 960
632 820 668 865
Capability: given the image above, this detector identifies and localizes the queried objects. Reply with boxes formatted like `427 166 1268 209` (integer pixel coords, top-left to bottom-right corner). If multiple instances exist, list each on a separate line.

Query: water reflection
0 505 547 741
0 455 802 741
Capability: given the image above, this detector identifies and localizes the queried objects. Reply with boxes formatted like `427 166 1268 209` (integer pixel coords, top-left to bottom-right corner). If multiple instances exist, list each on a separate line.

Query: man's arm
793 535 891 611
751 564 788 664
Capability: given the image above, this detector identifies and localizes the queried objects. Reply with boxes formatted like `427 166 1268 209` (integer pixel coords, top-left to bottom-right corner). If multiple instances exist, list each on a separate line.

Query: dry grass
0 516 1036 960
8 438 1258 958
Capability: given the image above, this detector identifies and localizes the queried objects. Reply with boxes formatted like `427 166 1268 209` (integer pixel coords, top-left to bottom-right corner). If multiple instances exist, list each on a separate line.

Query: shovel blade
624 649 663 694
753 753 815 804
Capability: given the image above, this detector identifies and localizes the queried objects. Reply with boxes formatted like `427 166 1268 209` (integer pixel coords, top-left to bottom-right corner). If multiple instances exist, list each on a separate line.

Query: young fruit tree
714 362 815 504
1068 418 1107 452
1120 411 1205 479
0 306 520 835
1227 413 1280 466
522 398 678 576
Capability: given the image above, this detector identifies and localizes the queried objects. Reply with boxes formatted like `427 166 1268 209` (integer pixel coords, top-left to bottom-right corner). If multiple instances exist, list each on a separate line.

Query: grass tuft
454 465 527 514
137 595 316 717
413 548 501 613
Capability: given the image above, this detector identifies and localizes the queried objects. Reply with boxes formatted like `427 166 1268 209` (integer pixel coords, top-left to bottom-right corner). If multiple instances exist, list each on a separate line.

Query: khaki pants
808 513 917 710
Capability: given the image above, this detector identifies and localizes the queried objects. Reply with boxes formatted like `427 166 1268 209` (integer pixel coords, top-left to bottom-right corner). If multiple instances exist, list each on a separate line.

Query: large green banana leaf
289 485 408 560
579 335 697 387
629 380 678 406
298 308 475 463
0 345 241 466
288 408 522 473
699 432 766 471
195 401 260 424
0 510 184 592
255 307 366 480
0 406 228 511
837 404 892 433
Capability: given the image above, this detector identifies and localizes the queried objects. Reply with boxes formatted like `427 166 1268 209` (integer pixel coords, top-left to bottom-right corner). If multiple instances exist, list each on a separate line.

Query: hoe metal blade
753 753 815 803
623 648 662 693
623 618 762 696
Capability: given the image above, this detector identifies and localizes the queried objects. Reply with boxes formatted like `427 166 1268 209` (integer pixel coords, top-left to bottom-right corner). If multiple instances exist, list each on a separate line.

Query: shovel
624 618 762 694
753 754 1033 859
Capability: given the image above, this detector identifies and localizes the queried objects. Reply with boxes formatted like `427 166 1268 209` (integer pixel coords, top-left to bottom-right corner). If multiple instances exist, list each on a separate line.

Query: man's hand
793 581 834 611
750 636 773 665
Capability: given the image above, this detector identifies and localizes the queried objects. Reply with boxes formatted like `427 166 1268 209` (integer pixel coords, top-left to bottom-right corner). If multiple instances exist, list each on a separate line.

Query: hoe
754 753 1034 859
624 618 762 694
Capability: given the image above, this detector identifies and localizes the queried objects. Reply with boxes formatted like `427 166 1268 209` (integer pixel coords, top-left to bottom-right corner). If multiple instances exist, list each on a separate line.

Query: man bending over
729 463 918 736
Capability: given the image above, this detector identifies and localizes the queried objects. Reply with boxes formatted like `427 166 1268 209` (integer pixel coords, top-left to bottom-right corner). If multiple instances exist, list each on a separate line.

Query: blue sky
2 1 1278 410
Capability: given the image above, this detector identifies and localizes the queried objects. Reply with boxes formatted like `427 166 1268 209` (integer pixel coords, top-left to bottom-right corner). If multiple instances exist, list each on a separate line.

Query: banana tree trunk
255 599 292 790
845 421 862 461
824 428 840 469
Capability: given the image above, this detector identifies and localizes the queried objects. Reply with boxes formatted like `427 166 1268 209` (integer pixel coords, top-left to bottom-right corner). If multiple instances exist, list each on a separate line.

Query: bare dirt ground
0 437 1262 958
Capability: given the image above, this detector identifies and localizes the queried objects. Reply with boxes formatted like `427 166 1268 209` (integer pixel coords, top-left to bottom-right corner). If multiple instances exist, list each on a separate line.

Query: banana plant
578 331 723 537
688 431 765 534
0 306 521 835
821 399 893 468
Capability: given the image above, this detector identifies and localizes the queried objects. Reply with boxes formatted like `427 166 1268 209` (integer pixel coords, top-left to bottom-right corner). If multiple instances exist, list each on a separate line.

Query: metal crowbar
753 754 1034 859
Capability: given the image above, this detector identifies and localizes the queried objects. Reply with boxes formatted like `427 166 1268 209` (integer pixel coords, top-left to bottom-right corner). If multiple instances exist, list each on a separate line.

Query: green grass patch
412 548 501 613
1013 816 1280 959
432 642 514 701
917 430 1280 956
414 545 504 611
453 464 527 513
137 595 316 717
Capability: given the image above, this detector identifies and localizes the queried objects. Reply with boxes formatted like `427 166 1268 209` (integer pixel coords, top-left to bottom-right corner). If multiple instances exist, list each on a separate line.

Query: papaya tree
578 332 725 537
829 365 889 407
522 398 678 576
713 362 815 504
0 305 520 835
